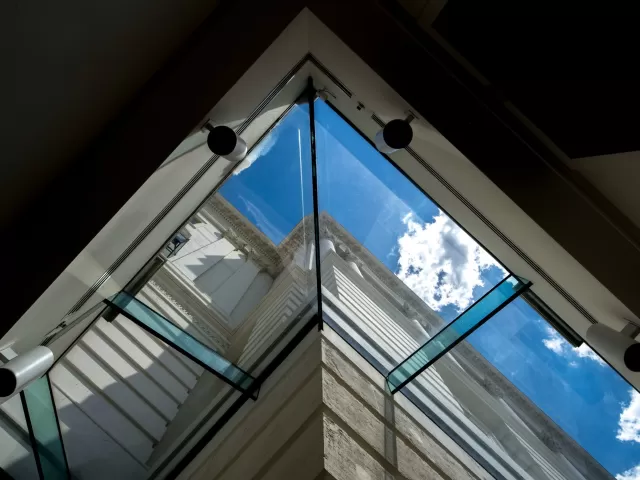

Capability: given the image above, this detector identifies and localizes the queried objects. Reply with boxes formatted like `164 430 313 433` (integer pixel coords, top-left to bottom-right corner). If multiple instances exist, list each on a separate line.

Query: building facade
0 193 610 479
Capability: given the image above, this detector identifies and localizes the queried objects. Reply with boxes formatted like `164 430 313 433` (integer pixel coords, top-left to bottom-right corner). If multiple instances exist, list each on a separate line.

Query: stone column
293 243 312 270
319 225 336 261
318 237 336 261
342 250 363 277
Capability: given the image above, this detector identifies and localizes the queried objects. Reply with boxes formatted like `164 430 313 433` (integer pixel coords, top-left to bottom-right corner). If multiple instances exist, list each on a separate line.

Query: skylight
313 101 508 323
219 103 313 246
213 95 640 478
466 297 640 477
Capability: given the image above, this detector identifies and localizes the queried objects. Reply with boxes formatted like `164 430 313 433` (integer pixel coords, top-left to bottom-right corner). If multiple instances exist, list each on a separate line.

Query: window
214 96 639 478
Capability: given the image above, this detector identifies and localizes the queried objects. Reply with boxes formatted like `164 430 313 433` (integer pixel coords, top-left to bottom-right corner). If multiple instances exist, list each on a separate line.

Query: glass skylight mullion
106 292 258 399
308 78 323 329
21 375 71 480
387 275 531 393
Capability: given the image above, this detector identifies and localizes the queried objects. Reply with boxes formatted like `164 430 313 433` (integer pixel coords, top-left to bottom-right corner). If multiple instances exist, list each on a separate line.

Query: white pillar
293 243 314 270
319 238 336 261
293 235 335 270
343 252 363 277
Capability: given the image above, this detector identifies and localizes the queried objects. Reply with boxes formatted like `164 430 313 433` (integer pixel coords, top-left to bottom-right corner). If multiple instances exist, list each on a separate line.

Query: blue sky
219 101 640 478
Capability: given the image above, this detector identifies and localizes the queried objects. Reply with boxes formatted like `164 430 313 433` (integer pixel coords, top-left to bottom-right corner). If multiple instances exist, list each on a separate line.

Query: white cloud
233 130 279 175
617 464 640 480
542 334 565 355
396 211 505 312
575 343 608 364
617 389 640 443
542 326 606 366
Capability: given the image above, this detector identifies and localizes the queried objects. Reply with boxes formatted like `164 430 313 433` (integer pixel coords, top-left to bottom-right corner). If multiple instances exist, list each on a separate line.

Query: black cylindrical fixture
624 343 640 372
206 125 247 161
375 119 413 154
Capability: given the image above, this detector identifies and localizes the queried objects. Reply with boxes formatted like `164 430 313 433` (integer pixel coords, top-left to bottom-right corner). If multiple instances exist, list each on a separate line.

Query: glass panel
142 101 318 374
0 385 39 479
311 97 629 478
403 296 640 479
22 376 69 480
121 97 320 476
313 99 509 372
109 291 255 394
387 275 529 392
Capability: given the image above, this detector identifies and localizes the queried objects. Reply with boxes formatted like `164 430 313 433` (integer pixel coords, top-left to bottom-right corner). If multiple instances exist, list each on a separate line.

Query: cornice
149 271 231 352
452 343 611 476
204 195 284 276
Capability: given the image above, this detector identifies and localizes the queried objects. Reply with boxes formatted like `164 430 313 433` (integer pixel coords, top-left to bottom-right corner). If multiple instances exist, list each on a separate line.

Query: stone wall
183 326 493 480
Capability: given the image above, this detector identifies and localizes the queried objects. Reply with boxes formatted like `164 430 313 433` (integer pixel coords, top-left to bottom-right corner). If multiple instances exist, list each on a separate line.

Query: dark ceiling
432 0 639 159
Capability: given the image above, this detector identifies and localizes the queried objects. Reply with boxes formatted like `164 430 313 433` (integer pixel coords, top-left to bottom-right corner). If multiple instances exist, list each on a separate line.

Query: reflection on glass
109 292 255 395
96 103 322 477
97 98 321 477
307 98 631 478
388 275 529 393
22 375 69 480
442 296 640 479
114 86 637 479
0 395 40 478
128 102 319 389
313 99 508 335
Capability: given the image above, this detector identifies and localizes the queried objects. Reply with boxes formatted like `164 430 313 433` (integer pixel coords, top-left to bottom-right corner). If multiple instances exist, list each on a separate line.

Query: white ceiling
0 0 218 224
